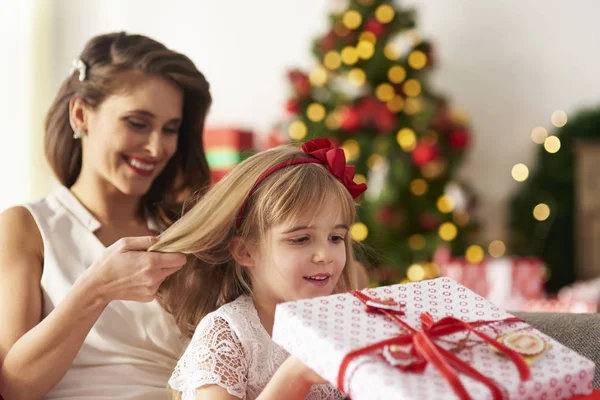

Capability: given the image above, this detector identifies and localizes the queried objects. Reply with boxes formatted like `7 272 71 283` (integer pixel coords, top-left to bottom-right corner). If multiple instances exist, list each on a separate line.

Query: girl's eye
330 235 345 243
290 236 309 245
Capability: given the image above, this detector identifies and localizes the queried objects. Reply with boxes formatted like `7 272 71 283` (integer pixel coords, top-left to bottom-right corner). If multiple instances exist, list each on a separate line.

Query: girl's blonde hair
151 144 359 338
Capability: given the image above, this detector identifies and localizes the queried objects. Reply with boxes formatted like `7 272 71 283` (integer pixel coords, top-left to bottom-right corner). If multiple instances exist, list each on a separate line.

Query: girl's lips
303 274 332 287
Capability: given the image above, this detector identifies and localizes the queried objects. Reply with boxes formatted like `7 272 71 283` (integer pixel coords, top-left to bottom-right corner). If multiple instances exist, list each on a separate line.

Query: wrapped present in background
434 246 546 310
203 127 255 183
520 298 598 313
273 278 595 400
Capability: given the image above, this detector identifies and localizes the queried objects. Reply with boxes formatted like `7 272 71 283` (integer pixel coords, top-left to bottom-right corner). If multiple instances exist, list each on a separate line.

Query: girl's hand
284 355 328 386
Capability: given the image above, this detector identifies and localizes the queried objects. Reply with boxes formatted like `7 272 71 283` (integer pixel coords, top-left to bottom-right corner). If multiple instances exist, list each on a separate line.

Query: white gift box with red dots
273 278 595 399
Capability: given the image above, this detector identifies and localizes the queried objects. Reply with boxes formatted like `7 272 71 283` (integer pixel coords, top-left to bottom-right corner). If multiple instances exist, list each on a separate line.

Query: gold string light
403 79 422 97
350 222 369 241
388 65 406 83
375 4 395 24
511 163 529 182
438 222 458 241
465 245 484 263
324 51 342 70
530 126 548 144
348 68 366 86
408 50 428 70
359 31 377 44
533 203 550 221
341 46 359 65
384 43 401 60
356 40 375 60
306 103 326 122
544 136 561 153
409 234 426 250
437 195 455 213
396 128 417 151
288 121 307 140
410 179 428 196
354 174 368 185
488 240 506 258
551 110 567 128
376 83 396 102
341 139 360 161
342 10 362 30
407 263 425 281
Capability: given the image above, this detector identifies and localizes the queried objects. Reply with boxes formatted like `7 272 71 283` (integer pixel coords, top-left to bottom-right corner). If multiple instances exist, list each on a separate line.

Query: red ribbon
337 290 531 400
301 138 367 199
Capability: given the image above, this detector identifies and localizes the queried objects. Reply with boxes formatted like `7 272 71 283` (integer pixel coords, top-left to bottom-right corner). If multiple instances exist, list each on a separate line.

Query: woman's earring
73 128 86 139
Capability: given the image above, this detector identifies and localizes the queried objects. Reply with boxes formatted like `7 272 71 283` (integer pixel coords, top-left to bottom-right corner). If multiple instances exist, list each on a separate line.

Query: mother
0 32 211 400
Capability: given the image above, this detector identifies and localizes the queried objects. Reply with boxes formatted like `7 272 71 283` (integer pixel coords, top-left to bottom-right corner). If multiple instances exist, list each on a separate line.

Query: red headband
235 138 368 229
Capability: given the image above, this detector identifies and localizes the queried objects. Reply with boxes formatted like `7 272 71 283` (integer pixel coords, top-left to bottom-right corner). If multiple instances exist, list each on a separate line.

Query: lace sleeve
169 316 248 400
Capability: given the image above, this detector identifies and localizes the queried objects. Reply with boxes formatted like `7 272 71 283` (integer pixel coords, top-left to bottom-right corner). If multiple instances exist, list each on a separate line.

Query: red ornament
358 97 380 121
364 18 386 37
374 108 396 133
448 128 471 149
356 97 397 133
320 30 337 53
376 207 395 225
285 99 300 114
418 213 439 231
288 69 311 97
411 143 439 167
339 106 361 131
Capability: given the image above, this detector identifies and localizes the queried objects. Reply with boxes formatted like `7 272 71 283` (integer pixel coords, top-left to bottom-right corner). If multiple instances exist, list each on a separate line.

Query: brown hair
44 32 212 226
150 144 359 338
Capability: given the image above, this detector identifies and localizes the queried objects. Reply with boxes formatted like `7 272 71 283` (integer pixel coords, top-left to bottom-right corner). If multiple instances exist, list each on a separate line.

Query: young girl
150 138 367 399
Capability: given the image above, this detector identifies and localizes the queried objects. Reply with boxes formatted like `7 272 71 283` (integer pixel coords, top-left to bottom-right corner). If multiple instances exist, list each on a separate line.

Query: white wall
0 1 34 212
0 0 54 212
5 0 600 243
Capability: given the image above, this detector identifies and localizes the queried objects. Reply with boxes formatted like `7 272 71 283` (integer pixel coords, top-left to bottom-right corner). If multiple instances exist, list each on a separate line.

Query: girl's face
75 75 183 196
248 200 349 306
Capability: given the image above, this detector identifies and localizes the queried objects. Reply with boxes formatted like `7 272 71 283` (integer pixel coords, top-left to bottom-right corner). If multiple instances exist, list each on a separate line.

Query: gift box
435 249 546 310
273 278 595 400
203 127 255 183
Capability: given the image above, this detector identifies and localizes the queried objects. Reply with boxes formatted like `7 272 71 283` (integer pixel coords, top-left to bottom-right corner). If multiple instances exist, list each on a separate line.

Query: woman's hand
82 236 187 304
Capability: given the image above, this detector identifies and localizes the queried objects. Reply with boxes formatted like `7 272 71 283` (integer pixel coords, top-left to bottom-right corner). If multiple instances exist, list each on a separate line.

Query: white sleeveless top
23 186 185 400
169 295 343 400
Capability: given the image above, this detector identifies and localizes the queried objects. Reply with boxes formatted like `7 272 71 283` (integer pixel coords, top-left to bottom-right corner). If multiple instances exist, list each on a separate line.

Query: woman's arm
0 207 186 400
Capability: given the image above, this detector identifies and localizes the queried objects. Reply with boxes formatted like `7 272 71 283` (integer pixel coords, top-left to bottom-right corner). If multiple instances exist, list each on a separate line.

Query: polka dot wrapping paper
273 278 595 399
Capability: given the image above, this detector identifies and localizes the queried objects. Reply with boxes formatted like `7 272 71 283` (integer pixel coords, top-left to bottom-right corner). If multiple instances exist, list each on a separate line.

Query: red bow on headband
236 138 367 229
301 138 367 199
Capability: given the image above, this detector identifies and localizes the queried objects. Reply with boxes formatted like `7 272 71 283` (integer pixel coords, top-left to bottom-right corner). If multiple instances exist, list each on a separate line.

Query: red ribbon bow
236 138 367 228
337 291 531 400
301 138 367 199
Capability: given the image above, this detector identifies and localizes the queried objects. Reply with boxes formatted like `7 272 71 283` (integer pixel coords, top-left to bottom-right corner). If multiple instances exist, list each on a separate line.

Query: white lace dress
169 295 344 400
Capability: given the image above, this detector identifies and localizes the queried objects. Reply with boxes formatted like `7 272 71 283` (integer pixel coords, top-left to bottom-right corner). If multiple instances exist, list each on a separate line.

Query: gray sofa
514 312 600 388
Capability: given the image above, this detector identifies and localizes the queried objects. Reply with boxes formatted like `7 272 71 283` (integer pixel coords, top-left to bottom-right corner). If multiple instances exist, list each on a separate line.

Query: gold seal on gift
496 330 549 360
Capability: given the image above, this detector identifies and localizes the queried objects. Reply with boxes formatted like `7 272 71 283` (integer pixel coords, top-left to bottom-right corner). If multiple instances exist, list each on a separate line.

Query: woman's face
77 75 183 197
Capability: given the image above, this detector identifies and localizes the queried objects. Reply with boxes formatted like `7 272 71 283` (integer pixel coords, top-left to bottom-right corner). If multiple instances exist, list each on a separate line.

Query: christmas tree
508 107 600 293
274 0 480 285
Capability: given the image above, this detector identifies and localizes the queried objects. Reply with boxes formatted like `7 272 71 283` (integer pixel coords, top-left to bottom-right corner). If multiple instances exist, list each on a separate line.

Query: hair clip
70 58 87 82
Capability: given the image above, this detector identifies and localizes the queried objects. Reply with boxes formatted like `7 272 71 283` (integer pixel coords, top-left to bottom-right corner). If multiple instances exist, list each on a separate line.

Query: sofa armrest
512 311 600 388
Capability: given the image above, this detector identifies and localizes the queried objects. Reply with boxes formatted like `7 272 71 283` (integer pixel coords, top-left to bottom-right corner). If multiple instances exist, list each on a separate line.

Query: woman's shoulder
0 206 43 259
